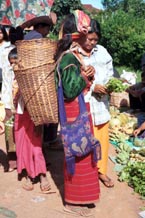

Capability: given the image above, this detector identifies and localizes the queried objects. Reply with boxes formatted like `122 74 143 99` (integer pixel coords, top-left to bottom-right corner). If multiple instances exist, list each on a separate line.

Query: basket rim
16 37 57 45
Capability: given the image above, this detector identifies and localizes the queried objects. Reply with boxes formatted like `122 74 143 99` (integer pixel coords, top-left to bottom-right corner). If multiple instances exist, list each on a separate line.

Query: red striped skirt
64 98 100 204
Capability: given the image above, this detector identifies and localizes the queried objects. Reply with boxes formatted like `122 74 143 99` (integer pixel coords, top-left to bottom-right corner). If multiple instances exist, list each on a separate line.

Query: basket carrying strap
58 79 87 124
56 48 88 124
56 47 87 88
25 47 86 104
22 65 56 105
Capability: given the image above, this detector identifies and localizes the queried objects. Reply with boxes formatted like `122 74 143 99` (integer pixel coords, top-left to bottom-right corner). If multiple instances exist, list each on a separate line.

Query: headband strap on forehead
64 32 81 40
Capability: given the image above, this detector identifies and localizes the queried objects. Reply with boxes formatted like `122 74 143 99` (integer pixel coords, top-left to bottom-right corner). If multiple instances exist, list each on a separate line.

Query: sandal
99 173 114 188
40 183 52 194
63 205 93 217
22 177 34 191
40 183 56 194
40 174 56 194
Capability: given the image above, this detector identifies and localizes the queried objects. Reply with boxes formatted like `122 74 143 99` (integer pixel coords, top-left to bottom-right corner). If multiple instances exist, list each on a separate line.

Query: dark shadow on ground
44 147 65 204
0 149 9 172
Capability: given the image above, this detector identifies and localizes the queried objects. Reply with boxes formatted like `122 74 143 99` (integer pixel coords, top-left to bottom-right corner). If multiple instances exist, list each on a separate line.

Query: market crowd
0 9 145 217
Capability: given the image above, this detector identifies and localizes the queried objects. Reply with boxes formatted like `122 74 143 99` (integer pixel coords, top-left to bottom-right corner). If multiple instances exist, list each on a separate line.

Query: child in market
8 48 52 193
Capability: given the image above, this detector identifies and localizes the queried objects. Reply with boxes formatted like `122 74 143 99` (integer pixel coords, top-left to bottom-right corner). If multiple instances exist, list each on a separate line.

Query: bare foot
99 173 114 188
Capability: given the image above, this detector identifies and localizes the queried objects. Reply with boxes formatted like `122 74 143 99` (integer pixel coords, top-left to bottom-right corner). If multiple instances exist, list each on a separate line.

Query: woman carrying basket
13 16 56 193
55 11 101 217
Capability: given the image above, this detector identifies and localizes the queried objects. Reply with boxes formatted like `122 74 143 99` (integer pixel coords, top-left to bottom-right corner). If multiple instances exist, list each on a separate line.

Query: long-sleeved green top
56 52 86 100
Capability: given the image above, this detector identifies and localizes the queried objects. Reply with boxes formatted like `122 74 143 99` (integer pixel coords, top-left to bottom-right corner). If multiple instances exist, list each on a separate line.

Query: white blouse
83 45 114 125
0 41 15 109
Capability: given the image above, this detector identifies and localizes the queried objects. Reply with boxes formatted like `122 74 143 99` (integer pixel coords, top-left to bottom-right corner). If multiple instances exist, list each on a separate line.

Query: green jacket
56 52 86 100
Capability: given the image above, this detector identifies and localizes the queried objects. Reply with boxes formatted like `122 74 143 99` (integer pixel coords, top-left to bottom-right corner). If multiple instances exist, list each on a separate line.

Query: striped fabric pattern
64 99 100 204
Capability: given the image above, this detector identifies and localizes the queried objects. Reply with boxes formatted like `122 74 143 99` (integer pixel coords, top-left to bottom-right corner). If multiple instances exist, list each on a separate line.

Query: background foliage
51 0 145 73
51 0 83 34
94 0 145 70
95 10 145 70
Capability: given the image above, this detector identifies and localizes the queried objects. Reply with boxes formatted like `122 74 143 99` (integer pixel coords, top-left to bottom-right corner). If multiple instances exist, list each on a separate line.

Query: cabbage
109 118 121 128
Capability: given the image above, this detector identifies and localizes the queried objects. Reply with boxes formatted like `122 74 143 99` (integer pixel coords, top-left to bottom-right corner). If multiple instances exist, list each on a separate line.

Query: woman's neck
0 40 5 46
71 42 91 57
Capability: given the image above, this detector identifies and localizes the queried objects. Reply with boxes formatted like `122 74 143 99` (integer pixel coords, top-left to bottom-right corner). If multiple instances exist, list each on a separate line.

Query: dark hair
0 24 9 41
89 19 101 39
9 26 24 44
34 22 53 31
8 48 17 60
54 14 77 61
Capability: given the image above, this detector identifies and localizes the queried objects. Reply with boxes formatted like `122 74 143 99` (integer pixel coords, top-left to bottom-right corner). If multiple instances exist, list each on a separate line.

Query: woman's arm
134 122 145 136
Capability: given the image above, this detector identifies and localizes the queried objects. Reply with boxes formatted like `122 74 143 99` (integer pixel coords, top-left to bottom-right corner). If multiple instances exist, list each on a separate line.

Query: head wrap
72 10 91 34
59 10 90 40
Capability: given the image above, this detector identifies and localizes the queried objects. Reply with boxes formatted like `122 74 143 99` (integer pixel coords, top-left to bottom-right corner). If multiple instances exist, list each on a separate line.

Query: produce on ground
109 106 145 197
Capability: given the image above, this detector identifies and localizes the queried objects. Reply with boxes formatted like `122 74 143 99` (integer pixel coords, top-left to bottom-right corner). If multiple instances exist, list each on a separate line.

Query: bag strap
56 46 87 87
58 80 87 125
57 48 88 124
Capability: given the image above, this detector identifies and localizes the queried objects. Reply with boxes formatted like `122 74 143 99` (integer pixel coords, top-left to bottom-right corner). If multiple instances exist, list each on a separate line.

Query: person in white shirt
0 24 15 121
82 19 114 187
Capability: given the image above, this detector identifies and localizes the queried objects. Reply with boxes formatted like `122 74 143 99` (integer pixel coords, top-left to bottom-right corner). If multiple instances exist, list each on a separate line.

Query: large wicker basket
110 91 130 108
14 38 58 126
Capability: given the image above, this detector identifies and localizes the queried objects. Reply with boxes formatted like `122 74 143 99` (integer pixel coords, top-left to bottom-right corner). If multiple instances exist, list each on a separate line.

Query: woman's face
0 30 4 42
80 32 99 53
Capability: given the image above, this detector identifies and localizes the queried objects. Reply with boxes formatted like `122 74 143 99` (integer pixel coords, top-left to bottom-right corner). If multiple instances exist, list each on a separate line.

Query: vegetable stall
108 78 145 198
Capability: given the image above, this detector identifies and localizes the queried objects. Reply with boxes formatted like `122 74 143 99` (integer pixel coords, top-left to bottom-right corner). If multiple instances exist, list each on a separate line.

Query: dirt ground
0 132 145 218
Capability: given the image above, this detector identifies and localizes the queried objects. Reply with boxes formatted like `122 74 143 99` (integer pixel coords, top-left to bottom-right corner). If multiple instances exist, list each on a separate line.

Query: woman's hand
81 65 95 82
94 84 108 94
4 109 13 122
134 122 145 137
134 128 141 137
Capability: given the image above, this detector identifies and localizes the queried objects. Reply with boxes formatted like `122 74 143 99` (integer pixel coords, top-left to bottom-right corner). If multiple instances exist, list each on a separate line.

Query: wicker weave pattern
14 38 58 126
16 38 56 68
110 92 130 108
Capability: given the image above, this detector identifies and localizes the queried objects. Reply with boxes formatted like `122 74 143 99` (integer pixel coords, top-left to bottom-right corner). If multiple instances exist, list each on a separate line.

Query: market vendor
126 54 145 112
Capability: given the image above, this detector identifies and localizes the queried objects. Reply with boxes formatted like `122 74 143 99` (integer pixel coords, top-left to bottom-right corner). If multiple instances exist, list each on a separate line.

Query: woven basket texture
110 92 130 108
16 38 56 68
14 38 58 126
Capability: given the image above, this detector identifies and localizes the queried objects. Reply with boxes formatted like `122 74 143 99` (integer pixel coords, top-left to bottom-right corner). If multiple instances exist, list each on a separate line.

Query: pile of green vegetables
119 161 145 198
106 77 128 93
115 140 145 198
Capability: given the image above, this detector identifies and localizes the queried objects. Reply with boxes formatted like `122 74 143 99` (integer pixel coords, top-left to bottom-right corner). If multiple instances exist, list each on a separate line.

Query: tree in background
94 0 145 70
102 0 145 17
102 11 145 69
50 0 145 70
51 0 83 35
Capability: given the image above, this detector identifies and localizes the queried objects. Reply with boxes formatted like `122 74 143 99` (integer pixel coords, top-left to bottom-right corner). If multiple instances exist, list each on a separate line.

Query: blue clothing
24 30 42 40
